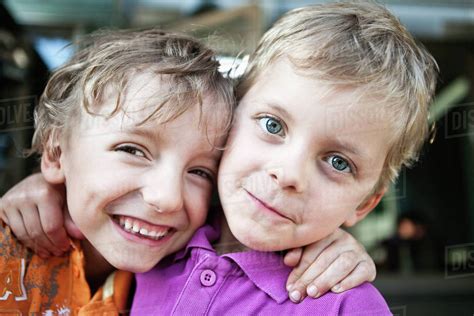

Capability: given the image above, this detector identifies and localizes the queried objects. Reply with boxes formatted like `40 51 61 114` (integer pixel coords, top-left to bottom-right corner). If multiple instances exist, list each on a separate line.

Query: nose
267 146 309 193
141 165 184 213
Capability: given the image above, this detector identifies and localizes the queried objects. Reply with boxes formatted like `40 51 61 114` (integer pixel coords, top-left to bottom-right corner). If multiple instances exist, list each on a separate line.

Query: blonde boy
132 2 437 314
0 29 234 313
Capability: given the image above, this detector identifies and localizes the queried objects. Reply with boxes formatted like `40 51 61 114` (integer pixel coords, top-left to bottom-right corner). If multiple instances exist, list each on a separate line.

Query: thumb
64 206 85 240
284 247 304 291
284 247 303 267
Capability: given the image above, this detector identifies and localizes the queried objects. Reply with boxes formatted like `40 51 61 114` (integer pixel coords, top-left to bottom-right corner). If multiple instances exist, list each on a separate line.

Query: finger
37 199 71 252
0 197 13 226
286 237 336 291
64 207 85 240
288 246 344 303
305 251 360 298
290 244 360 302
289 239 349 289
365 257 377 282
4 208 51 258
0 206 9 225
22 206 64 256
4 208 32 245
331 261 374 293
284 247 303 267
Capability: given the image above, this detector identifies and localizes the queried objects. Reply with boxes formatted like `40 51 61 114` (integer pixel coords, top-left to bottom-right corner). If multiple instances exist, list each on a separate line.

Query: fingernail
290 290 301 302
286 283 294 291
332 284 342 292
307 285 319 297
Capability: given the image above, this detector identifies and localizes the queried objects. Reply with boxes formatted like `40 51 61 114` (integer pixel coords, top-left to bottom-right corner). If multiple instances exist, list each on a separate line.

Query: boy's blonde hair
31 29 235 157
238 2 438 190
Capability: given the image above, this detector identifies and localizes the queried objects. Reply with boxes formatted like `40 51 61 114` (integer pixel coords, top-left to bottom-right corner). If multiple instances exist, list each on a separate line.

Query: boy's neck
213 215 250 255
81 239 115 294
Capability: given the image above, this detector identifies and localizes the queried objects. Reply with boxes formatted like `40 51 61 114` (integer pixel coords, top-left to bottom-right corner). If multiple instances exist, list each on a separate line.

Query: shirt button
200 269 217 287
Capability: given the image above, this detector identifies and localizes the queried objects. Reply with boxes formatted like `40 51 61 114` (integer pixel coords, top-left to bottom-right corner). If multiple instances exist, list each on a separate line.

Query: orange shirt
0 221 133 315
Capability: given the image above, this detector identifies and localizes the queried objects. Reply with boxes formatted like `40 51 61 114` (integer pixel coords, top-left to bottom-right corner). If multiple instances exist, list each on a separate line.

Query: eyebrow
265 99 368 157
122 126 162 143
123 126 223 160
328 137 365 159
265 102 295 125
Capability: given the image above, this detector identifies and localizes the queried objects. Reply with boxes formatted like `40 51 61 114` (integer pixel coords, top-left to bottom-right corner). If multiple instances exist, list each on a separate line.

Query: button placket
172 252 235 315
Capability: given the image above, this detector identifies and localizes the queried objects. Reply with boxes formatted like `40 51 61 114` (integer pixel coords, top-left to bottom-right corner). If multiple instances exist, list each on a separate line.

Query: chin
233 229 282 252
232 220 288 252
110 256 157 273
118 262 155 273
244 239 282 252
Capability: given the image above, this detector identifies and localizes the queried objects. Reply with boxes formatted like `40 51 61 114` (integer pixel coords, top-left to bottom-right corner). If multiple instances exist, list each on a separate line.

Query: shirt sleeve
338 282 393 315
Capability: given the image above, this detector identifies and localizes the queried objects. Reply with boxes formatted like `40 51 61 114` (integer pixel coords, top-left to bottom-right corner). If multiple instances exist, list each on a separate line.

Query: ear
41 142 65 184
344 187 387 227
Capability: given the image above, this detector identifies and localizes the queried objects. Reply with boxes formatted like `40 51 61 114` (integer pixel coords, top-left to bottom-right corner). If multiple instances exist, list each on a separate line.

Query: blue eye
327 155 352 173
115 145 146 158
259 117 284 135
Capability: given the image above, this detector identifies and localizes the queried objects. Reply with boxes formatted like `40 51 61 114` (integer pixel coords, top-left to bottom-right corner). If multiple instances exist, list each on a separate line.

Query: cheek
185 185 212 226
222 121 256 162
219 131 255 181
66 167 137 226
300 188 356 227
217 145 241 195
316 178 369 208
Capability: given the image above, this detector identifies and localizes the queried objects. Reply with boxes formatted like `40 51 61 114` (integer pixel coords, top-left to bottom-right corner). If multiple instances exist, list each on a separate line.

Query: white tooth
156 229 169 238
119 217 125 226
124 219 132 231
149 231 157 238
139 228 148 236
132 223 140 233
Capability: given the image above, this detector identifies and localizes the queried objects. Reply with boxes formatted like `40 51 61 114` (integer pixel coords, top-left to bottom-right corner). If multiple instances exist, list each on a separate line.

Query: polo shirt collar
174 224 291 304
223 250 291 304
173 223 220 261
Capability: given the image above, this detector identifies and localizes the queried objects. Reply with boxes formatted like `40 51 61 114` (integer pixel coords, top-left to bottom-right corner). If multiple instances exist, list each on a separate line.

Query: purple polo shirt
131 224 392 315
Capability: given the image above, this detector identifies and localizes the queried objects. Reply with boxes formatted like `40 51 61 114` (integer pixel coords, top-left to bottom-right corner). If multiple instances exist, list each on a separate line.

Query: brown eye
190 169 214 183
115 145 146 158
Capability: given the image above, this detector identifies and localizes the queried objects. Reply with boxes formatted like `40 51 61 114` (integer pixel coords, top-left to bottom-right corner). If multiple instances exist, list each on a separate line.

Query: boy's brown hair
31 29 235 158
238 1 438 190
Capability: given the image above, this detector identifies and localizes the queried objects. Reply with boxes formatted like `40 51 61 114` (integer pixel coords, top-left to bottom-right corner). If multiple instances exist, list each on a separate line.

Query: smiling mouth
244 190 293 222
112 215 175 241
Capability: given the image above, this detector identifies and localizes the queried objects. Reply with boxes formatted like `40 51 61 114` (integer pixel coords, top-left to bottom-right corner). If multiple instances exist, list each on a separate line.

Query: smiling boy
49 71 228 276
0 29 234 313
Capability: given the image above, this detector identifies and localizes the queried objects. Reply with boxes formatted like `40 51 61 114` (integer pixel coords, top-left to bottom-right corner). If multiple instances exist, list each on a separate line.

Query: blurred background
0 0 473 314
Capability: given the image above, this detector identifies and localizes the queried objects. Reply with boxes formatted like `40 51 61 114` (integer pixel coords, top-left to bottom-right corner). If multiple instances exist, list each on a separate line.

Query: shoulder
0 222 78 311
292 282 391 315
336 282 392 315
